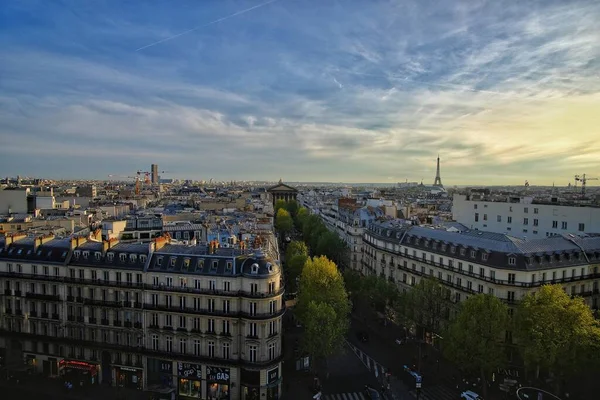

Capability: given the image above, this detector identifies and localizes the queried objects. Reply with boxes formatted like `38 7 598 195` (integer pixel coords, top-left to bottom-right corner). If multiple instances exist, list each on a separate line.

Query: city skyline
1 0 599 185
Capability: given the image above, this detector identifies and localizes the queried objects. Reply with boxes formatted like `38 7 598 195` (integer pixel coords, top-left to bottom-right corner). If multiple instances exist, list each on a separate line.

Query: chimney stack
102 238 119 254
5 232 28 249
34 234 55 251
70 235 88 250
153 234 171 252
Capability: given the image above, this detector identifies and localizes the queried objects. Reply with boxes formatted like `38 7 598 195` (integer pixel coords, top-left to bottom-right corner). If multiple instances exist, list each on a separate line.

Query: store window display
206 366 230 400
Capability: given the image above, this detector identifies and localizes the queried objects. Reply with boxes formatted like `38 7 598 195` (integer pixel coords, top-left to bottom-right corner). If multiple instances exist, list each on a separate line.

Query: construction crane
574 174 599 195
108 174 141 195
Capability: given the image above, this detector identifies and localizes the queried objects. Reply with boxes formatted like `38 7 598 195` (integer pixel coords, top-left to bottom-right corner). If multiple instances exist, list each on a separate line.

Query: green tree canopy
286 240 308 261
297 256 350 362
444 294 510 399
285 199 299 217
296 207 309 230
275 208 293 236
274 199 287 215
302 300 347 361
286 253 308 292
406 278 451 336
514 284 600 381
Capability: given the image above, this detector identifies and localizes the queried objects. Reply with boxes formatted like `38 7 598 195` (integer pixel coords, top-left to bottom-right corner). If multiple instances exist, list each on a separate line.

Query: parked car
364 384 381 400
461 390 482 400
357 331 369 342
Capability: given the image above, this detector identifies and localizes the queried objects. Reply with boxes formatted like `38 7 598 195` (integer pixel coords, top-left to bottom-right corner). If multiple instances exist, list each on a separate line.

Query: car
357 331 369 342
364 384 381 400
461 390 483 400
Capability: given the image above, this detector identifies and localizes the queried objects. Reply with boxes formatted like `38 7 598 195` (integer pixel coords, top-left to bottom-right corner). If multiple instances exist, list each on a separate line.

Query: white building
452 194 600 238
0 233 284 400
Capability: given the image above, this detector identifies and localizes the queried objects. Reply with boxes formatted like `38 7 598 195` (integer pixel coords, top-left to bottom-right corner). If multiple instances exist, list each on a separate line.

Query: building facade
0 233 284 400
453 193 600 238
266 181 297 207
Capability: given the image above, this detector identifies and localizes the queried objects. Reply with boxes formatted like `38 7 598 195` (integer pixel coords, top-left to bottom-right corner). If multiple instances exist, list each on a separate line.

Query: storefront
177 362 202 399
266 367 280 400
59 360 99 387
206 366 230 400
115 366 143 390
240 369 260 400
148 358 174 388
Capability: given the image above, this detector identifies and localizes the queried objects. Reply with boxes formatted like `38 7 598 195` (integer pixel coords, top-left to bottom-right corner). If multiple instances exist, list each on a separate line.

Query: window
222 320 230 335
470 250 476 258
194 339 201 356
524 207 528 214
208 299 215 312
249 345 258 362
552 221 558 229
165 314 172 327
507 216 512 224
223 281 231 292
151 313 159 326
209 280 216 290
579 223 585 232
249 302 257 316
268 282 275 294
211 261 218 271
208 341 215 358
179 338 187 353
478 284 483 293
193 318 200 331
474 213 479 222
523 218 528 225
474 204 478 209
456 277 462 287
207 319 215 333
269 320 277 336
534 208 539 214
170 257 176 267
223 300 230 314
561 221 567 230
179 315 186 329
458 262 463 271
479 267 485 278
248 322 257 337
179 296 186 309
268 342 276 360
488 287 494 296
269 300 277 314
482 253 488 261
497 215 501 222
152 335 159 350
508 257 516 266
166 336 173 352
507 291 515 301
508 273 516 284
222 342 230 359
467 281 472 290
483 214 487 221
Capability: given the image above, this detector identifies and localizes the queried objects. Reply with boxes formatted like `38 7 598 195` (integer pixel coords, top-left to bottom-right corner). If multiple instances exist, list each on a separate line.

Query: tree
274 199 287 215
302 301 347 363
275 208 293 237
444 294 510 399
296 207 309 230
285 240 308 261
285 199 299 218
514 285 600 387
297 256 350 362
406 278 451 337
286 253 308 292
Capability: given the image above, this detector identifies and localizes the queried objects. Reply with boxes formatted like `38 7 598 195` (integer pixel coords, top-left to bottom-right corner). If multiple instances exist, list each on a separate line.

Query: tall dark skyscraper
151 164 159 184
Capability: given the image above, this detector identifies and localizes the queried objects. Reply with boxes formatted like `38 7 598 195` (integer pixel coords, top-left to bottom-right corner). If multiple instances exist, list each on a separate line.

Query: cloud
0 0 599 184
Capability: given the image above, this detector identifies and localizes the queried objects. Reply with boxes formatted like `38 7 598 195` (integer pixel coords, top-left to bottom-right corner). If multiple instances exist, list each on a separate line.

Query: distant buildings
151 164 159 185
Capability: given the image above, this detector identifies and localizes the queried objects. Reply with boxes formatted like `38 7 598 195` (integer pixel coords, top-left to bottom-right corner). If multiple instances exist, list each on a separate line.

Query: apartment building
0 233 284 400
361 221 600 331
453 193 600 238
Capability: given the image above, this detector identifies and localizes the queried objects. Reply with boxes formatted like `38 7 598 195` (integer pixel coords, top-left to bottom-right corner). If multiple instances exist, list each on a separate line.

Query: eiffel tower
433 155 443 187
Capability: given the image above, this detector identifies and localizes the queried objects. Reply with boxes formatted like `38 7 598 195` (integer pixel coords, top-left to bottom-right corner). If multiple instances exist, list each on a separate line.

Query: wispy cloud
0 0 599 184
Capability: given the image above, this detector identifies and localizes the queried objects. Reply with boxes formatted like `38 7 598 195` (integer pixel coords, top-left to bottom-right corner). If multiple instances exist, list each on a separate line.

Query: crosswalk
409 385 458 400
345 340 388 379
323 392 367 400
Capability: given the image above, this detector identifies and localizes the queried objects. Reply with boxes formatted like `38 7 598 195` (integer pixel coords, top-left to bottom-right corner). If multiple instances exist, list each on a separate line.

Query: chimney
153 234 170 252
91 228 102 241
70 235 88 250
34 234 55 251
5 232 28 249
102 238 120 254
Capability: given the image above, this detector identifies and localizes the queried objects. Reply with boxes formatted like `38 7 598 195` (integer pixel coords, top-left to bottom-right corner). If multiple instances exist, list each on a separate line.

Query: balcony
113 320 122 327
143 283 285 299
41 312 49 318
134 322 142 329
239 307 286 320
52 313 60 320
83 298 123 308
67 315 75 322
89 318 97 324
67 295 75 302
124 321 133 328
25 292 61 301
14 290 22 297
77 316 85 323
143 303 240 318
4 289 11 296
15 309 23 316
101 319 110 326
29 310 38 317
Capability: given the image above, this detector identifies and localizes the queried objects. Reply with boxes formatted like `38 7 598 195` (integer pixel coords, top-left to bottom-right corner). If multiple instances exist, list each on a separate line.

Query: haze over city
1 0 599 185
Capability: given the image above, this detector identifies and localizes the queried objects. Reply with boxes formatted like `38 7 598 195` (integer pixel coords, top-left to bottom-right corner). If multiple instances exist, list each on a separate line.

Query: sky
1 0 599 185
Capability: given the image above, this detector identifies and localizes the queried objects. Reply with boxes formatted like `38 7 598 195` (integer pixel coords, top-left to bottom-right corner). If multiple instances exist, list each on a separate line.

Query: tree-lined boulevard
275 201 600 400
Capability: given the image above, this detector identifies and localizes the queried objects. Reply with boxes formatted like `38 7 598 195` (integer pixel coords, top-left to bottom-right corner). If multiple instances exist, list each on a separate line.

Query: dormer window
17 249 22 255
157 256 163 266
251 263 259 274
95 252 101 260
508 257 516 266
482 253 488 261
83 251 89 259
197 259 204 269
226 262 232 271
450 246 456 254
267 263 273 273
460 248 466 256
37 250 42 256
119 253 126 262
107 252 114 262
211 261 218 271
130 254 137 263
470 250 476 258
170 257 176 268
74 251 81 259
140 255 147 263
183 258 190 269
441 244 447 252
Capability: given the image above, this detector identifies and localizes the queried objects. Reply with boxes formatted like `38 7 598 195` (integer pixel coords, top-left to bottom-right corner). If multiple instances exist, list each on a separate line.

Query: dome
239 250 280 276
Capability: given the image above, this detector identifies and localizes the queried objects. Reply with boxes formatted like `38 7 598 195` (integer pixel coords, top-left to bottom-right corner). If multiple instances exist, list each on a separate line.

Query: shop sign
497 367 520 378
160 361 172 374
178 362 202 379
120 367 139 372
206 366 230 382
268 367 279 384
